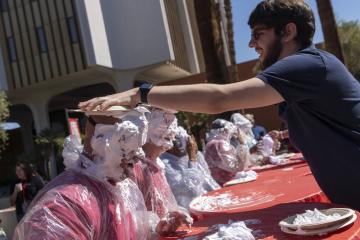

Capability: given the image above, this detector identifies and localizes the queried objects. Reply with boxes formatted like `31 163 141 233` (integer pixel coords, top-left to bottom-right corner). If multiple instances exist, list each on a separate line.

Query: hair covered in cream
208 119 237 142
85 107 148 181
146 108 178 150
173 126 189 152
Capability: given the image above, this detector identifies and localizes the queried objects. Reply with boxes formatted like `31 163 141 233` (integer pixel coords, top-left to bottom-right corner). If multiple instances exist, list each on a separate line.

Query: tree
0 90 10 155
338 21 360 80
193 0 238 122
35 128 65 179
316 0 345 63
193 0 238 84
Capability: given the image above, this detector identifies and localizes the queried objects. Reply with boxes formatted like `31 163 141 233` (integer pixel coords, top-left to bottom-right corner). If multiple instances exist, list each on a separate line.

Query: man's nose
248 38 256 48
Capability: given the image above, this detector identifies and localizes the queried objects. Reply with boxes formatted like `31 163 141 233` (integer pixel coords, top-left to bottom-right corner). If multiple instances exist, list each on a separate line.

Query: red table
162 202 360 239
190 159 330 220
160 155 360 239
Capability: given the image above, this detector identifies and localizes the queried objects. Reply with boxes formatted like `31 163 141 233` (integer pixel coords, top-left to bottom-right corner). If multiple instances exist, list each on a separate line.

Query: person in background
268 129 289 141
160 126 220 209
230 113 258 149
10 162 45 222
268 129 299 153
204 119 250 185
244 113 267 141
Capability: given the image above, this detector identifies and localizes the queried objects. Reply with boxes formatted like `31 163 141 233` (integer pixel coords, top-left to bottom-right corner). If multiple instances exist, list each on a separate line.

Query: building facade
0 0 206 154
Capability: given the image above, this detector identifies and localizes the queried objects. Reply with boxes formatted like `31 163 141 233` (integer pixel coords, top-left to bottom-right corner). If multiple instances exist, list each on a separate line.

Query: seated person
204 119 250 185
13 108 178 239
230 113 258 149
268 129 298 152
244 113 267 141
250 133 282 165
230 113 282 166
132 108 193 235
160 126 220 208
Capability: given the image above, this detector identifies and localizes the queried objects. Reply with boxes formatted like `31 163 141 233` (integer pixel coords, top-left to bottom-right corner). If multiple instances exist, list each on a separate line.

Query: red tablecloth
160 155 360 239
190 159 330 219
162 202 360 239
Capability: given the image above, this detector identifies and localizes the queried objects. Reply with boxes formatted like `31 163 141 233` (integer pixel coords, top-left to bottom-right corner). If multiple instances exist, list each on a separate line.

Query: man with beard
79 0 360 211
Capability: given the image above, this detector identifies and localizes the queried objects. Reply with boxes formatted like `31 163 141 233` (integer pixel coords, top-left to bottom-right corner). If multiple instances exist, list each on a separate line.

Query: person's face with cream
146 109 178 151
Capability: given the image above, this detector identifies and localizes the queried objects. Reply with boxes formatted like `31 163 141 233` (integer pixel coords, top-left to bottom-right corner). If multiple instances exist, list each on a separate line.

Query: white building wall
76 0 174 70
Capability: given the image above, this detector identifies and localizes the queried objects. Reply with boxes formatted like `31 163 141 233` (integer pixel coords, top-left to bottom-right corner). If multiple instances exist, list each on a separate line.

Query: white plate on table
280 212 357 236
74 106 131 116
279 208 356 236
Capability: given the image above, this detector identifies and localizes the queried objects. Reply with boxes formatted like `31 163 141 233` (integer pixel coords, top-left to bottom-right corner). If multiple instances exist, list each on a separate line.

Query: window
36 27 48 53
0 0 9 12
67 16 79 43
7 37 17 62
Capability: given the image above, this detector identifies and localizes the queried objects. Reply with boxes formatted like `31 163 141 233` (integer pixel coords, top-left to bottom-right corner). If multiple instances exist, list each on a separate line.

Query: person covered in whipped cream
160 126 220 209
132 108 193 235
230 112 281 166
204 119 250 185
13 107 179 239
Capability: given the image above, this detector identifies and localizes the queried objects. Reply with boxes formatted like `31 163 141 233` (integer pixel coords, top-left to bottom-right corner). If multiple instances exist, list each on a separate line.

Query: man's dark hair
248 0 315 47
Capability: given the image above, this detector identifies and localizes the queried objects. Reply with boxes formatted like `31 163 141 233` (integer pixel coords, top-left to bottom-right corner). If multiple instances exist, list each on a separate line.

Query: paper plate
280 212 357 236
279 208 355 231
223 175 257 187
73 106 131 116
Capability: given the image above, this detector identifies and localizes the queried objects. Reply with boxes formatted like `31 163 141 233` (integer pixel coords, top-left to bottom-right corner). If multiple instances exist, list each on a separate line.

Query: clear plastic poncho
204 119 250 185
133 109 193 234
160 127 220 209
14 109 152 240
230 113 257 149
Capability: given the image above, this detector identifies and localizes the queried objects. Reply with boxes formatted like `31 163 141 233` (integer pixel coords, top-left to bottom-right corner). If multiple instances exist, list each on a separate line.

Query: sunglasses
251 27 272 41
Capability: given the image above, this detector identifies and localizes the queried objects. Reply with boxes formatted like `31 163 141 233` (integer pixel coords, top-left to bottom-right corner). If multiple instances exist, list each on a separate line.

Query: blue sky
232 0 360 63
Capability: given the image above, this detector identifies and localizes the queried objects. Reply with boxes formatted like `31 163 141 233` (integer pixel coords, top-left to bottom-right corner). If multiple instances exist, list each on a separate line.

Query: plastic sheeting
14 108 152 240
203 221 255 240
13 169 150 240
132 158 193 235
230 113 257 149
205 138 249 185
160 151 220 209
133 158 179 218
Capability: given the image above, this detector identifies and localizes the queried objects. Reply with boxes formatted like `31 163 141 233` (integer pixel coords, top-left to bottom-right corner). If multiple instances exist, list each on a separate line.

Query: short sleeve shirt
257 45 360 210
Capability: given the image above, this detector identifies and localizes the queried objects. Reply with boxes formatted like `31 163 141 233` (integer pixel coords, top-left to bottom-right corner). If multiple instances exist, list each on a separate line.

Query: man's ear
282 22 298 42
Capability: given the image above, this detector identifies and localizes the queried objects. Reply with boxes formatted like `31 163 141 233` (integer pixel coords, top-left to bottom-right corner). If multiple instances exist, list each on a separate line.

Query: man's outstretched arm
79 78 284 114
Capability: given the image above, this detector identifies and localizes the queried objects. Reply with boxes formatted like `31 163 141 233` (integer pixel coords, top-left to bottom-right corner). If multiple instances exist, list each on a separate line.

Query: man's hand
155 210 193 236
78 88 140 111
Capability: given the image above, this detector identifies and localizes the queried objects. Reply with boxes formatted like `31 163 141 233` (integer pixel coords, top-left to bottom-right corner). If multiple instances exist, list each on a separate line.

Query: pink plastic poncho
205 139 240 185
133 158 178 218
13 169 150 240
205 119 249 185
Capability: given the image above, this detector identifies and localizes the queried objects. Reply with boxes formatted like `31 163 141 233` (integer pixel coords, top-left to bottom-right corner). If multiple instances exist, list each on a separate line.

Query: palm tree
316 0 346 64
223 0 239 83
193 0 238 120
193 0 238 84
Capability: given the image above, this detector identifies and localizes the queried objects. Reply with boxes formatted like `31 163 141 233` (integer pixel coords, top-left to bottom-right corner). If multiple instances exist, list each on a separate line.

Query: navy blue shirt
257 45 360 210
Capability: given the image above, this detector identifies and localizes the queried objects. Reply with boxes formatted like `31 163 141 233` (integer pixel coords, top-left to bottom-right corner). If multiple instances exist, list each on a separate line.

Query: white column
112 70 138 92
28 98 50 134
28 96 57 179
